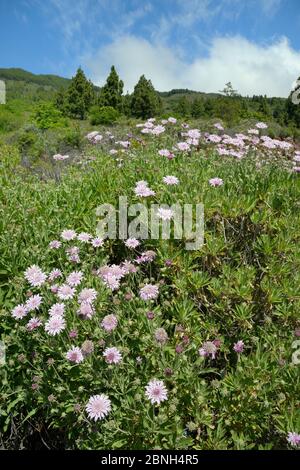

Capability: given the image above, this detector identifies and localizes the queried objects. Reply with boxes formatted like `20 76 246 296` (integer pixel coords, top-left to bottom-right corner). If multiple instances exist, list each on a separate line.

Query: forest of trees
0 65 300 133
51 67 300 129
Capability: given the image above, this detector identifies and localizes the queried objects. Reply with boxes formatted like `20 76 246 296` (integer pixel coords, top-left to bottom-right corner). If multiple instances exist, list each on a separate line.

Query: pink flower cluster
134 180 156 197
86 131 103 144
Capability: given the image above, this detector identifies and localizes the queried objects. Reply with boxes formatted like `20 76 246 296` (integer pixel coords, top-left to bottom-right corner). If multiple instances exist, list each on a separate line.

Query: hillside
0 68 70 89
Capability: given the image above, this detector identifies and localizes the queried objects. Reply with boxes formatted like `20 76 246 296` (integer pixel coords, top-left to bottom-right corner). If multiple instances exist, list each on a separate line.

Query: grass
0 120 300 450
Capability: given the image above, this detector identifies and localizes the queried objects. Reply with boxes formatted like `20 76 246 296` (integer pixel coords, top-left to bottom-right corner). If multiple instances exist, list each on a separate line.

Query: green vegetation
90 106 120 125
0 66 299 450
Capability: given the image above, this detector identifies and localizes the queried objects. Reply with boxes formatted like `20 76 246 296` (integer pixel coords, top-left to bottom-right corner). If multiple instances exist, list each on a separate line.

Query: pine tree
220 82 238 97
131 75 162 119
55 87 66 114
191 98 205 118
100 66 124 111
64 67 95 120
204 99 214 117
175 96 190 117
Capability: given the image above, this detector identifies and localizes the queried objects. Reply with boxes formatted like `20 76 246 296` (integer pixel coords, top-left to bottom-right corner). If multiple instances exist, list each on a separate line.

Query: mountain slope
0 68 70 89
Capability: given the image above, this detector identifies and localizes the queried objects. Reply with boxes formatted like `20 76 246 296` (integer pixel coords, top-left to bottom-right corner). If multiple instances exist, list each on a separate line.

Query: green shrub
0 108 21 133
33 102 68 130
89 106 119 125
58 125 82 149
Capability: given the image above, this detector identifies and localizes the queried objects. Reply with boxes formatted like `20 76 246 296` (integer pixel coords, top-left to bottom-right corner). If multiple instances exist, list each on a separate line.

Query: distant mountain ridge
0 68 70 89
0 68 207 97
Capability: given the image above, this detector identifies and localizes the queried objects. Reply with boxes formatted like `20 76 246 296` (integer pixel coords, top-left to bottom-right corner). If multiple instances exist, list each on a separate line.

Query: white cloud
84 35 300 97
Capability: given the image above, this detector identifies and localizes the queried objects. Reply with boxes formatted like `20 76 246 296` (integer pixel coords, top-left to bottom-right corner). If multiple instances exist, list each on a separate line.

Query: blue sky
0 0 300 96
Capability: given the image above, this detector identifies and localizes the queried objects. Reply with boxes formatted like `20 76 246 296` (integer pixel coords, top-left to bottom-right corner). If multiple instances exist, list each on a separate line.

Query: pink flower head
49 240 61 249
209 177 223 187
25 294 42 312
134 181 155 197
91 237 104 248
199 341 218 359
214 122 224 131
48 269 62 282
163 175 179 185
24 265 47 287
177 142 190 152
102 274 120 291
61 229 77 241
66 246 80 263
152 125 165 135
256 122 268 129
77 232 92 243
187 129 201 139
26 317 42 331
103 347 122 364
50 284 59 294
168 117 177 124
66 271 83 287
248 128 259 135
207 134 222 143
66 346 84 364
125 238 140 249
159 149 172 158
233 340 244 353
122 260 136 274
157 208 174 221
11 304 27 320
49 303 65 317
145 379 168 405
45 315 66 336
140 284 159 301
101 314 118 332
78 288 97 304
154 327 168 345
287 432 300 447
119 140 130 148
57 284 76 300
77 301 95 319
136 250 156 264
86 394 111 421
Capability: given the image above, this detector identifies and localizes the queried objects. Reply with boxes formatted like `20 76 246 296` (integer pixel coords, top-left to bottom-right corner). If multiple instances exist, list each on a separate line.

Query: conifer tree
101 66 124 111
64 67 94 119
191 98 205 118
131 75 162 119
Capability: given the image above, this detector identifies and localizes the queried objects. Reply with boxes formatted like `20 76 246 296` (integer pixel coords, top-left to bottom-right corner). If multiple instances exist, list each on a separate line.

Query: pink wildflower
25 294 42 312
103 347 122 364
86 394 111 421
209 177 223 187
57 284 75 300
78 288 97 304
145 379 168 405
101 314 118 332
24 265 47 287
49 303 65 317
11 304 27 320
163 175 179 185
45 315 65 336
49 240 61 249
140 284 159 301
66 271 83 287
233 340 244 353
61 229 77 241
66 346 84 364
26 317 42 331
125 238 140 249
